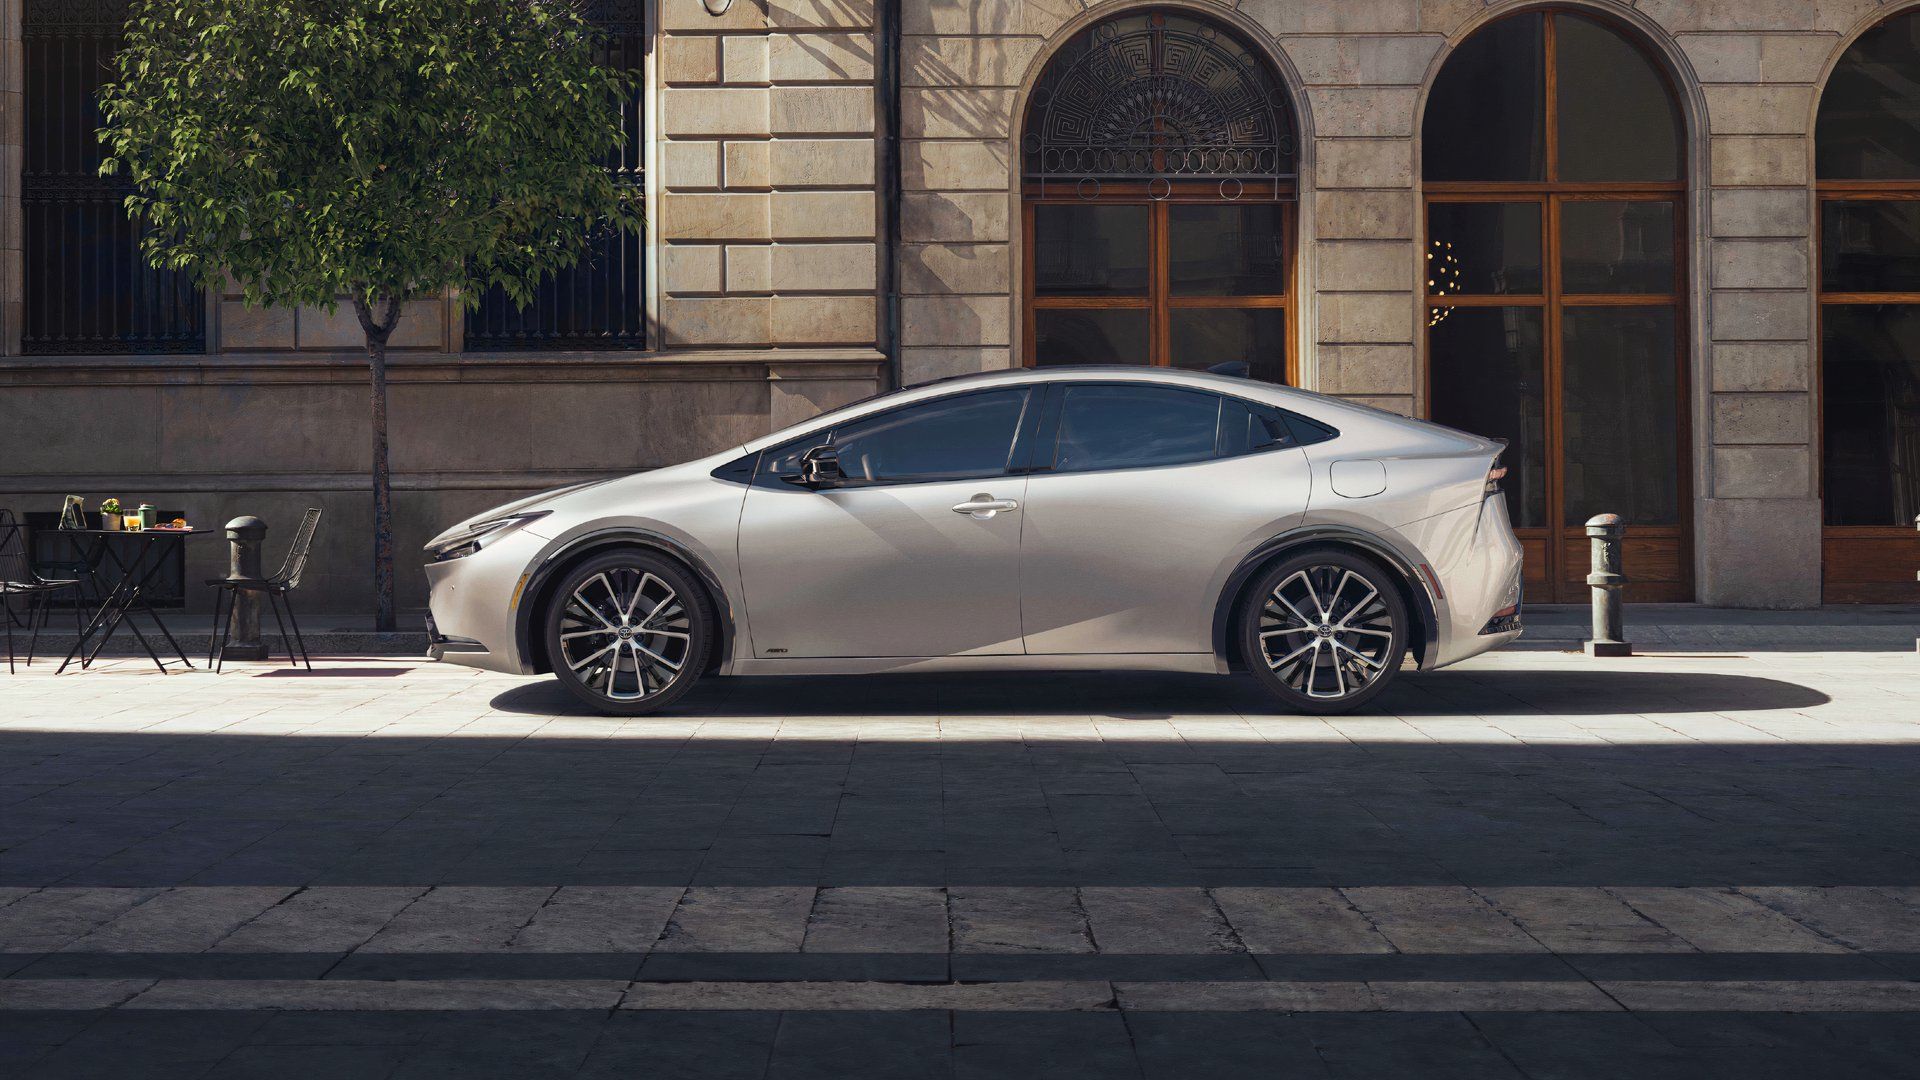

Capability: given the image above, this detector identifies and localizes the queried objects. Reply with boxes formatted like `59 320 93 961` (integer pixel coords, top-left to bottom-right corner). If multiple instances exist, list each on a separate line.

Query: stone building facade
4 0 1920 615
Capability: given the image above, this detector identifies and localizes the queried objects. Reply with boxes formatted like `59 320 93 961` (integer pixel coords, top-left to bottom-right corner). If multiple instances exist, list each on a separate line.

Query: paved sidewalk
0 650 1917 1077
20 604 1920 661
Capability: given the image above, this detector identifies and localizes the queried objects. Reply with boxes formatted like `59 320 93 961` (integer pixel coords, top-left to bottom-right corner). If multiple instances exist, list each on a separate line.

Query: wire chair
206 508 322 672
0 510 87 673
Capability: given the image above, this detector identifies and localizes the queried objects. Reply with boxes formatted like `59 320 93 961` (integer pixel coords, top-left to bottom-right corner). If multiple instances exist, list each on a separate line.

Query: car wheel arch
1211 528 1438 674
518 529 735 677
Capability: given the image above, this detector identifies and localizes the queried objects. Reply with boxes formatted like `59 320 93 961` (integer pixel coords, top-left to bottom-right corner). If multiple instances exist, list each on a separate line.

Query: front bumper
422 525 548 675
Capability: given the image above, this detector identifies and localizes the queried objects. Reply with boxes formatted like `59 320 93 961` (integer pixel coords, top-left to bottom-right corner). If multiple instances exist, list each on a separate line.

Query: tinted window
1217 398 1297 457
1817 12 1920 179
1052 385 1222 473
763 389 1030 485
1554 13 1681 182
1422 13 1545 182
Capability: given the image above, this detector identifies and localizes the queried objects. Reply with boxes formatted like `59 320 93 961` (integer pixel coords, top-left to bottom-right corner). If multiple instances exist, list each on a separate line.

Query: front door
737 388 1035 659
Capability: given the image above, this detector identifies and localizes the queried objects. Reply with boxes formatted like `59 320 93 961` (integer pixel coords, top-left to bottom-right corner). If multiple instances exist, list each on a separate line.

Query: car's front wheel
545 549 712 716
1240 549 1409 714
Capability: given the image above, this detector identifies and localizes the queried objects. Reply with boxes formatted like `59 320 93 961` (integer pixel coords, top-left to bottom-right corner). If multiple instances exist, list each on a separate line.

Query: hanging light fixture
1426 239 1462 327
702 0 734 14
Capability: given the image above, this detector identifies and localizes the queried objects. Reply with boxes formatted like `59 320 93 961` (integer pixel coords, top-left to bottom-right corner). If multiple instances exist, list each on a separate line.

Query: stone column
895 2 1060 385
1 0 22 356
1665 14 1844 608
1264 10 1442 415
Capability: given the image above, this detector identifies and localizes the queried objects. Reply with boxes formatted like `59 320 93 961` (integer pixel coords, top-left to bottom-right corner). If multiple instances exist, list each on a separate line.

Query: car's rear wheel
545 549 712 716
1240 549 1409 714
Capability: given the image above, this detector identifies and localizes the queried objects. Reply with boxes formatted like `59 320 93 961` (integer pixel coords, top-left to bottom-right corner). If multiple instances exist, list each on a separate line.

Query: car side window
762 388 1032 486
1052 384 1223 473
1217 397 1299 457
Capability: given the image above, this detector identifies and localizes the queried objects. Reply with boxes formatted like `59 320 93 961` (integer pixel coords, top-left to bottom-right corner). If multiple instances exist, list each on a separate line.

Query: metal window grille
21 0 205 356
465 0 646 352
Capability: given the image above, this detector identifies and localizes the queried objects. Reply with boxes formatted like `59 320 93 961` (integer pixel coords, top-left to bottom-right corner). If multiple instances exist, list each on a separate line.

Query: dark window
1034 309 1151 365
1821 305 1920 526
764 389 1031 486
1052 385 1222 473
1034 205 1149 297
23 0 205 355
1560 200 1676 294
1430 307 1548 528
1426 203 1543 295
1168 309 1287 384
1554 13 1681 182
1216 398 1297 457
1168 205 1288 296
1421 13 1545 183
466 2 645 351
1822 201 1920 292
1424 9 1689 601
1817 13 1920 180
1560 307 1680 526
1022 9 1297 384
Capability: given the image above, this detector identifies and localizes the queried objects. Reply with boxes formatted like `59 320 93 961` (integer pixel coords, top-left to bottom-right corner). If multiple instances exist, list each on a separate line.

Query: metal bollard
222 516 269 661
1584 513 1632 657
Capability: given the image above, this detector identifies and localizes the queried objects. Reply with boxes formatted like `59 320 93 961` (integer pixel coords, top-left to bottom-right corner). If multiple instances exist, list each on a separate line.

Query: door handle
952 495 1020 519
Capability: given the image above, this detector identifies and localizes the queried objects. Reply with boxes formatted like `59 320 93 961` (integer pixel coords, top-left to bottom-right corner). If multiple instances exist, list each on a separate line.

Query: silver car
423 367 1524 715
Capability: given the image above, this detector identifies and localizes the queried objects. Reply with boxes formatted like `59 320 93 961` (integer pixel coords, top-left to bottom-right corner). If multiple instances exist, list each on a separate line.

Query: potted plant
99 498 122 532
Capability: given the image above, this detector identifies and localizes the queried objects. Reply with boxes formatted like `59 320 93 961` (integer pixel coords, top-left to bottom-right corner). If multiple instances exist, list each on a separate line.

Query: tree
99 0 642 631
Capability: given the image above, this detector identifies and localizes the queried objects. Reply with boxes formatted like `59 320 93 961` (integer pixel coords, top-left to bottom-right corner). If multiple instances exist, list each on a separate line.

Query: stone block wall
0 0 19 356
657 0 882 350
4 0 1915 611
886 0 1913 607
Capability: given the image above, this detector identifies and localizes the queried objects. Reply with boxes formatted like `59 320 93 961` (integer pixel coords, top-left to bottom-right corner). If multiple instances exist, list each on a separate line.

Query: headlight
426 511 550 562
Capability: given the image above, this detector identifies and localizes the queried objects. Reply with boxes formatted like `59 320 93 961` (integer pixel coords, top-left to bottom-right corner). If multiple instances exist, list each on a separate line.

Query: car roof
740 365 1488 454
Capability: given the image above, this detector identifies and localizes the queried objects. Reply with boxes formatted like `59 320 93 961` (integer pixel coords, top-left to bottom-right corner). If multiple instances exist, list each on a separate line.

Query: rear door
737 387 1037 659
1017 383 1314 655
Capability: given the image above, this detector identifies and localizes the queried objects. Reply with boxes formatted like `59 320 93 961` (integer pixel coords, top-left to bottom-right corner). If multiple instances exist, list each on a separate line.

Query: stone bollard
1584 513 1631 657
221 516 269 661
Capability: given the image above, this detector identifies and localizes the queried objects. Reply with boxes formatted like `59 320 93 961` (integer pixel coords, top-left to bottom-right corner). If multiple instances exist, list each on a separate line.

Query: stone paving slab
3 651 1920 1075
8 976 1920 1014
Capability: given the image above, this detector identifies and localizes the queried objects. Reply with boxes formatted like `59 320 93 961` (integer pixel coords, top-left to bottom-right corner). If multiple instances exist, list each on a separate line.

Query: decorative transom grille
1022 11 1297 199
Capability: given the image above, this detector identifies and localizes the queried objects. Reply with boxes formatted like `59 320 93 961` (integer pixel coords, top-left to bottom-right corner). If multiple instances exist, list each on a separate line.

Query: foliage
97 0 644 320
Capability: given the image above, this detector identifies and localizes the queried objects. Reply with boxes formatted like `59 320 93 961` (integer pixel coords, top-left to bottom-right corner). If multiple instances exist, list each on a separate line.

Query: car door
1018 382 1315 655
736 387 1037 659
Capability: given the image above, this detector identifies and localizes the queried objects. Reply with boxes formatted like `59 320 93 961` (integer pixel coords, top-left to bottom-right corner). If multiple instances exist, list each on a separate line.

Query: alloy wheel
1256 564 1397 701
555 567 692 702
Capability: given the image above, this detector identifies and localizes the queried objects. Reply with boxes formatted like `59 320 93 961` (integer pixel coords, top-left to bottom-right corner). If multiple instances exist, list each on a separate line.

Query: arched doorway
1422 8 1691 602
1815 10 1920 602
1020 9 1299 383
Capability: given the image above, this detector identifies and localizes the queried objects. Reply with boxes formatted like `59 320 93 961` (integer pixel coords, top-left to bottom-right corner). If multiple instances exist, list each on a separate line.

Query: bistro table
56 527 214 674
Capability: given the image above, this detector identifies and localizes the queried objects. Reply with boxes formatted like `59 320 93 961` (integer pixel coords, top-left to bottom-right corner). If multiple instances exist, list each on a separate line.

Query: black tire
1239 548 1409 715
544 549 714 716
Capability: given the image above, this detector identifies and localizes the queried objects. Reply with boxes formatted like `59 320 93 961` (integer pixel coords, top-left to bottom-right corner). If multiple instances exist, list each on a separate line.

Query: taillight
1485 460 1508 496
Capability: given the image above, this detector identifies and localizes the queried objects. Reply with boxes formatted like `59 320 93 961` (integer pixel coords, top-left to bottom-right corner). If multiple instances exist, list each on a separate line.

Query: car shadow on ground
488 668 1831 719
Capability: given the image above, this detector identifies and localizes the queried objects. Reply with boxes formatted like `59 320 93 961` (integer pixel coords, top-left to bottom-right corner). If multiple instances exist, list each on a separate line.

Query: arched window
1815 11 1920 602
1021 10 1298 382
1423 9 1688 602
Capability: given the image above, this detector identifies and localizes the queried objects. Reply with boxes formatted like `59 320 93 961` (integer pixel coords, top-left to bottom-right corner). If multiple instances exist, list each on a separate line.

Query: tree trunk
353 295 405 633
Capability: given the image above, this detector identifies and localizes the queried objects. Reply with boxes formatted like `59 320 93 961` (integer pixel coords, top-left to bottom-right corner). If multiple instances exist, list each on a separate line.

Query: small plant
100 498 122 515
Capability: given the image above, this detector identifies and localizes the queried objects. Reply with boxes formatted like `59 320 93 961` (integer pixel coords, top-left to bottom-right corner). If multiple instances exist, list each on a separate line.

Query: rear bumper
1403 496 1526 669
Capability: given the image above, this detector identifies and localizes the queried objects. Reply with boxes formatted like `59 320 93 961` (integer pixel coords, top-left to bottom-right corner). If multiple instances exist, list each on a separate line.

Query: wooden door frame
1420 8 1693 603
1021 183 1299 383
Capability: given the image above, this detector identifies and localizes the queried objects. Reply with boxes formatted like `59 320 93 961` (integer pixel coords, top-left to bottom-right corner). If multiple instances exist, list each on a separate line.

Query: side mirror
797 445 845 488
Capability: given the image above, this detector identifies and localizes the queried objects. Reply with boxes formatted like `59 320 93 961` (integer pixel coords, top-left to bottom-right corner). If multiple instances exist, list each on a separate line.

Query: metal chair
0 510 87 673
207 508 321 671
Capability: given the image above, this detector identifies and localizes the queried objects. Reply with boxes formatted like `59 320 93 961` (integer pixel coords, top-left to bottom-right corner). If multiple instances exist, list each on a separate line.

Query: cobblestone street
2 650 1919 1077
